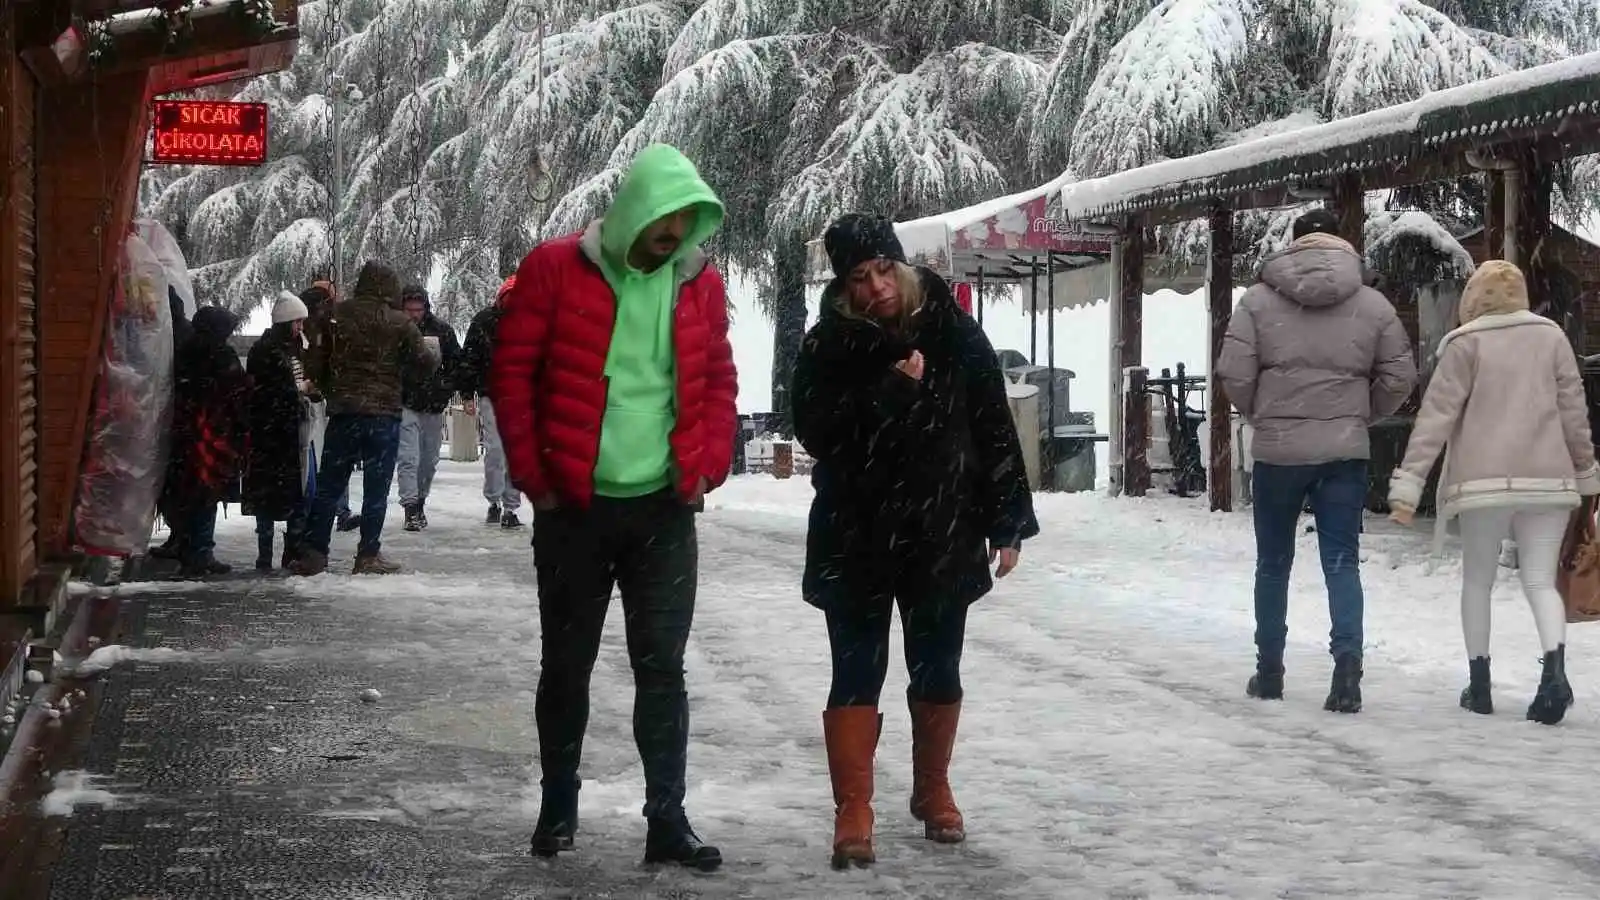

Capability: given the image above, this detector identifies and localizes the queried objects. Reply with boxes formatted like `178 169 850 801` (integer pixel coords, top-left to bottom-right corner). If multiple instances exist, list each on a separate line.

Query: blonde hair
833 261 926 330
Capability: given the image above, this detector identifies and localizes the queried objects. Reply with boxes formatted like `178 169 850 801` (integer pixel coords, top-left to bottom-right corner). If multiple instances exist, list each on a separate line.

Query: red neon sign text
150 100 268 167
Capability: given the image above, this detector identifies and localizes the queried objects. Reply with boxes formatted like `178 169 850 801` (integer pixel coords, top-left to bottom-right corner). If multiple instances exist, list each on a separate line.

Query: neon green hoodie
592 143 725 498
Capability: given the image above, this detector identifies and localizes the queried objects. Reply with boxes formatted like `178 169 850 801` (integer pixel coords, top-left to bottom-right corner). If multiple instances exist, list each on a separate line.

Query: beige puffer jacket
1389 261 1600 545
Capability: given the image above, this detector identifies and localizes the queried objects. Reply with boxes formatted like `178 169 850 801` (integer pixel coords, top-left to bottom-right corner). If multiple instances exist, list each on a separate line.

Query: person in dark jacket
158 305 250 578
458 276 523 528
397 284 464 531
299 282 362 534
244 292 317 570
791 213 1038 870
293 261 438 576
150 287 198 562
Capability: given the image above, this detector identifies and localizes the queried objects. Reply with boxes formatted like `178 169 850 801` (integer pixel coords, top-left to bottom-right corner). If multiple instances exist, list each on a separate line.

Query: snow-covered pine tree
527 0 1075 423
140 0 476 317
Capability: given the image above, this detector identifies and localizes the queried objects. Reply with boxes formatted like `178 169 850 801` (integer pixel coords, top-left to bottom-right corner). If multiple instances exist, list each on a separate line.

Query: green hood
599 143 724 274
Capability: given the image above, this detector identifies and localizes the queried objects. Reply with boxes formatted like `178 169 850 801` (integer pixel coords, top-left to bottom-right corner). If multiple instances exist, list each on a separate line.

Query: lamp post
330 81 363 288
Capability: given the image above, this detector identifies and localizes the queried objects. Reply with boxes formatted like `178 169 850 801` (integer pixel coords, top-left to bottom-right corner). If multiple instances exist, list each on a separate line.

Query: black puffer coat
159 306 249 521
242 323 307 520
792 267 1038 611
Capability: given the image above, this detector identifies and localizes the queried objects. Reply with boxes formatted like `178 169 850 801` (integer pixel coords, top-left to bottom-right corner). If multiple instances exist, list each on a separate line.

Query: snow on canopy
1058 49 1600 222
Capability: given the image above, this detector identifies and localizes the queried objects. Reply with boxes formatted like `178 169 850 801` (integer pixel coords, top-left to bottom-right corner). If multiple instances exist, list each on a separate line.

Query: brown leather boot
823 706 880 869
909 700 965 843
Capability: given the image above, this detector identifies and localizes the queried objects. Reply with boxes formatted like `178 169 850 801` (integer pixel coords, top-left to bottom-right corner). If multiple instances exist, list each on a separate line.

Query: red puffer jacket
488 226 738 507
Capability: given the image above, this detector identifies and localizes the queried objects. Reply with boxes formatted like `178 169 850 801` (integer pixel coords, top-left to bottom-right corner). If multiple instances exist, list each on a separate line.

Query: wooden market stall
1053 51 1600 511
0 1 298 664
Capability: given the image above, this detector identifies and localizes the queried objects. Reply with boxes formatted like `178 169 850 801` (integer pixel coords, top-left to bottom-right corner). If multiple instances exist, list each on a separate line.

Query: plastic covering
135 216 195 319
73 226 178 556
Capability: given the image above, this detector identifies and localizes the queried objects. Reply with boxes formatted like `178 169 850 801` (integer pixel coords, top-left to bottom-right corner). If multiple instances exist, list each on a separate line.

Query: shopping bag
1556 497 1600 623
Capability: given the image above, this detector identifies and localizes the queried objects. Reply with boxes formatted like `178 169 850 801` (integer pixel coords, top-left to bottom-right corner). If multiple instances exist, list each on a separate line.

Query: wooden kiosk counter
0 0 299 674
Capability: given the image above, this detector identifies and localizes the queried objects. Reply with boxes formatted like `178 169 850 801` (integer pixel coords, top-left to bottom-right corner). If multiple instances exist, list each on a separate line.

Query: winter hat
1459 259 1528 324
1292 208 1341 240
191 305 240 344
353 261 401 307
824 213 906 281
400 283 429 308
272 291 309 324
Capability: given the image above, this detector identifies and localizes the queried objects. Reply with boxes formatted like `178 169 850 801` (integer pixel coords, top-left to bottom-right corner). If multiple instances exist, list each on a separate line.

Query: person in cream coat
1389 260 1599 725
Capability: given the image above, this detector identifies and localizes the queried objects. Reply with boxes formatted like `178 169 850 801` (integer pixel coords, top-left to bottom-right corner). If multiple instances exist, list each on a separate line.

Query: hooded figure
243 291 316 569
1216 214 1418 715
294 261 438 578
158 305 249 577
1389 260 1599 725
489 143 736 869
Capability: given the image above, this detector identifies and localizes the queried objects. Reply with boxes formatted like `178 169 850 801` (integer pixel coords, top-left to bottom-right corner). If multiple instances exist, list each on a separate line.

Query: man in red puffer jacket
489 143 737 871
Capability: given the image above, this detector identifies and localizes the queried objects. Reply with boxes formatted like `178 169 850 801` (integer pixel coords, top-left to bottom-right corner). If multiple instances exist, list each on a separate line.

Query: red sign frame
150 100 268 167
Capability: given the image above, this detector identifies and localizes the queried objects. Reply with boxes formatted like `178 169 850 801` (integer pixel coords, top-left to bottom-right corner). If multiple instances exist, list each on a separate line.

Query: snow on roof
1060 50 1600 222
895 169 1080 252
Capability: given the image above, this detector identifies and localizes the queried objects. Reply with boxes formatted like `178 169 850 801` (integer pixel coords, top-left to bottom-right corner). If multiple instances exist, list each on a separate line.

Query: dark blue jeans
1252 460 1367 662
305 414 401 559
183 504 218 562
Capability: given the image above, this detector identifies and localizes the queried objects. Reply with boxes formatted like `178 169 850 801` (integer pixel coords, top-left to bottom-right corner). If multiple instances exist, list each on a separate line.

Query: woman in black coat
244 292 315 570
791 213 1038 870
159 305 249 578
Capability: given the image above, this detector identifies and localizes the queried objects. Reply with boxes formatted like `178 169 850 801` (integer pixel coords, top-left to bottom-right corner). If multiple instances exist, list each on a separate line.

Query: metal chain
407 0 426 280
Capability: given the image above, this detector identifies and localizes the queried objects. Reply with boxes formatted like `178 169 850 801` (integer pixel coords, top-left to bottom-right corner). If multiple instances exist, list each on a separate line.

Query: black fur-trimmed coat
791 267 1039 611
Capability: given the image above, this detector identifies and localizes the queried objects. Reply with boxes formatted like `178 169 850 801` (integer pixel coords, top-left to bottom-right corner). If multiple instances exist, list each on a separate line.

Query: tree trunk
769 242 808 435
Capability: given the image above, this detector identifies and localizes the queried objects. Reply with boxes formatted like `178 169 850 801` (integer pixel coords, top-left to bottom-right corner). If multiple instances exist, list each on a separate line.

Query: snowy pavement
27 463 1600 898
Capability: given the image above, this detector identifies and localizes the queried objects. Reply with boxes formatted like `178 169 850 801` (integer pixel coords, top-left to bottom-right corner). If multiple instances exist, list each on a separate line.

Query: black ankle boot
1247 653 1285 700
1527 645 1573 725
1460 656 1493 714
643 811 722 871
531 778 580 857
1323 654 1363 713
256 531 275 571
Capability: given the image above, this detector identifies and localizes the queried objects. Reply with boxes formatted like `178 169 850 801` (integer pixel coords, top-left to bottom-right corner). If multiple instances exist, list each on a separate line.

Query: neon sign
150 100 268 167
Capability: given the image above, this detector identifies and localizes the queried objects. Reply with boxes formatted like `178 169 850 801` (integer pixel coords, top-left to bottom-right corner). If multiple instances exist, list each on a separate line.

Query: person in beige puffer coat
1389 260 1599 725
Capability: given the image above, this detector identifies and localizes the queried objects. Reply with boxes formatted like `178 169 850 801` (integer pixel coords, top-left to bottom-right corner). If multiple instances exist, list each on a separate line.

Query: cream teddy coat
1389 261 1600 552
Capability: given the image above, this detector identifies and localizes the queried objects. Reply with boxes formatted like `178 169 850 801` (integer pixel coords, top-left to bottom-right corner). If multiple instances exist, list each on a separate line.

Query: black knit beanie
824 213 906 280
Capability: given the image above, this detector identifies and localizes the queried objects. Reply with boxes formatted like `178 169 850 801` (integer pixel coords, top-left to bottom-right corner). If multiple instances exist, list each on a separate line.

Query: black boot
416 500 429 530
1460 656 1493 715
530 777 580 857
486 503 502 525
1323 654 1363 713
1527 645 1573 725
402 502 423 532
1246 652 1284 700
179 552 232 580
501 510 525 529
337 511 362 533
644 812 722 871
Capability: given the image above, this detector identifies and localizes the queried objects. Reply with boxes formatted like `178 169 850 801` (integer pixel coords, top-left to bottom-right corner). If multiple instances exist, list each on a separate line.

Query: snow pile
63 645 192 677
1366 208 1477 277
40 771 136 817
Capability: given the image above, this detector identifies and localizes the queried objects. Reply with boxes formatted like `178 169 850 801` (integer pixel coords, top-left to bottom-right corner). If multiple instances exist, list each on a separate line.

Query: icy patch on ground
69 580 219 598
40 771 136 816
63 645 194 676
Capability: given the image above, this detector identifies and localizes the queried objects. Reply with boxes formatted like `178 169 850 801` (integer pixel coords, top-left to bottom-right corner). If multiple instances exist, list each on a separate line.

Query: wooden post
1334 173 1364 255
1207 204 1233 513
772 441 793 480
1485 169 1507 261
1121 217 1149 497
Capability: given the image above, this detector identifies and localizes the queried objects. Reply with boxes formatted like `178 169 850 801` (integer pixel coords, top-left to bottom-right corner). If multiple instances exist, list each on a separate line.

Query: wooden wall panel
1 9 40 606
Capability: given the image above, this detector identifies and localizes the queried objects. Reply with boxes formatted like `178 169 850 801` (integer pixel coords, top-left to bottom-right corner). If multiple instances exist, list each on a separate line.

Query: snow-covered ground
123 463 1600 896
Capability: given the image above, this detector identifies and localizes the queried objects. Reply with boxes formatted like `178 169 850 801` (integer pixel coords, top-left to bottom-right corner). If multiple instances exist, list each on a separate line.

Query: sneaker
353 554 402 575
403 504 423 532
486 504 502 525
643 812 722 871
501 510 525 529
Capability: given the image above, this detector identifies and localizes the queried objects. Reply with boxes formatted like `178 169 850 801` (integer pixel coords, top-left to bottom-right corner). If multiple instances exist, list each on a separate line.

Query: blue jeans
305 414 401 558
184 504 218 561
1251 460 1367 661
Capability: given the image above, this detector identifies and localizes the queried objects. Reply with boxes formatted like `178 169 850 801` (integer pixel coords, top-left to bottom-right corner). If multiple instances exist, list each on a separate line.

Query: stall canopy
804 171 1204 309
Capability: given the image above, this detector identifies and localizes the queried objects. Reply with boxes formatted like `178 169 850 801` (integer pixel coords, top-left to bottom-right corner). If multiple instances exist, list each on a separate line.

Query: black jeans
532 490 698 819
826 595 968 708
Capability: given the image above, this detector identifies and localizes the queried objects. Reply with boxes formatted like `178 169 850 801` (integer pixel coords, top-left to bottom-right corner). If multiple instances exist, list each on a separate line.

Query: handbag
1556 496 1600 623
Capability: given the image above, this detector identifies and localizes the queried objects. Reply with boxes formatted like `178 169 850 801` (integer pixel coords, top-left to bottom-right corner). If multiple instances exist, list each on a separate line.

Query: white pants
1458 507 1569 658
476 398 521 510
398 409 446 505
